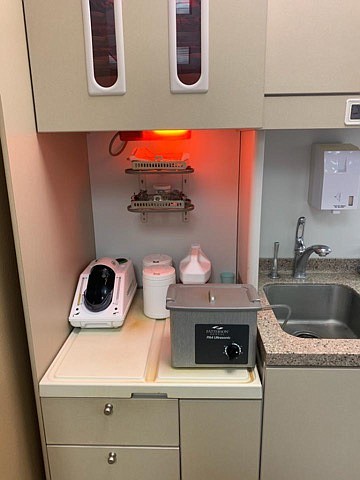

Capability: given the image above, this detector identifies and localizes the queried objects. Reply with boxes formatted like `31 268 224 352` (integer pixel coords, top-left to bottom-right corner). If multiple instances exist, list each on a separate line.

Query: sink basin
263 283 360 339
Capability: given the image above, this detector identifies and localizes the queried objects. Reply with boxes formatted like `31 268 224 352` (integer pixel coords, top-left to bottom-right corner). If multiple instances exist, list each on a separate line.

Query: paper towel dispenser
308 144 360 214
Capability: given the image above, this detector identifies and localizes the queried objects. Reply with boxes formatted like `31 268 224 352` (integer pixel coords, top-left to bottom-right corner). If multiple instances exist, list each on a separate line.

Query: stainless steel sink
263 283 360 339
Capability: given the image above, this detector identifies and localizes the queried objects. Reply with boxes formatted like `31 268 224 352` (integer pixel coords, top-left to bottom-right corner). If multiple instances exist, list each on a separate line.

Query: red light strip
119 130 191 141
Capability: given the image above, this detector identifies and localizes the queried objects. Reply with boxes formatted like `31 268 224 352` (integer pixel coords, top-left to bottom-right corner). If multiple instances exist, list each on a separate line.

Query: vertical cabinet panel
23 0 267 131
261 368 360 480
265 0 360 94
180 399 261 480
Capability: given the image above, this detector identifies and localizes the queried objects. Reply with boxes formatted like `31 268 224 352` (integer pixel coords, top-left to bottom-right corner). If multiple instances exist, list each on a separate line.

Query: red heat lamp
119 130 191 141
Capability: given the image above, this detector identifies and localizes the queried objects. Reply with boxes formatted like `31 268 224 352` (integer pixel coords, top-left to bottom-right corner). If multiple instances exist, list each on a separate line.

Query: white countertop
40 292 262 399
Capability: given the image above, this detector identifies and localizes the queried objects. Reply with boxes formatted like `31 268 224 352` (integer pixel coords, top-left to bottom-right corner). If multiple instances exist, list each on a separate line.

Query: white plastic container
142 265 176 318
179 244 211 284
142 254 173 269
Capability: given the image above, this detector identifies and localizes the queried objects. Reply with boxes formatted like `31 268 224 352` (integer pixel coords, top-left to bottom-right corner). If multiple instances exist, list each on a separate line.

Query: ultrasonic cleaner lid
166 284 261 311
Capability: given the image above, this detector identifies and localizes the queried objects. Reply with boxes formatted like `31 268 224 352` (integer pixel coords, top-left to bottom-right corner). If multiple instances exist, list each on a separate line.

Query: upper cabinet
23 0 267 132
264 0 360 129
265 0 360 95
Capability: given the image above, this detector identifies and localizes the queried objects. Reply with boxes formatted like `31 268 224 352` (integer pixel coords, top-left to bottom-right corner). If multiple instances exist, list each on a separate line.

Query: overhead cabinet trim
82 0 126 95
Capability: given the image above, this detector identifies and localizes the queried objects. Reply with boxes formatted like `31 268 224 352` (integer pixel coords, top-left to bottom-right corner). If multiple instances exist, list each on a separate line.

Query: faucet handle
295 216 306 252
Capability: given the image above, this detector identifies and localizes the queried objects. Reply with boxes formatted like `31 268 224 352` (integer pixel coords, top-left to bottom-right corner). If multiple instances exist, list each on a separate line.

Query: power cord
108 131 128 156
261 304 292 330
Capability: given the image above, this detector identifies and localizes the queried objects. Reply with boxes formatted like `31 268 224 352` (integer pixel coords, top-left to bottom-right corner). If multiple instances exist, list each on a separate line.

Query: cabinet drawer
41 397 179 446
48 445 180 480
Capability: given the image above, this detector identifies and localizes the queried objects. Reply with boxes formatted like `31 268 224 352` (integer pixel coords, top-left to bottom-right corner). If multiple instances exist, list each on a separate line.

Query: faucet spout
310 245 332 257
292 216 331 279
293 244 332 279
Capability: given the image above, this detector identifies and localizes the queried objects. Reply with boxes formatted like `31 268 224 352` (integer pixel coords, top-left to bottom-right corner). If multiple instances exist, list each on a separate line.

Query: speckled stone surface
258 258 360 367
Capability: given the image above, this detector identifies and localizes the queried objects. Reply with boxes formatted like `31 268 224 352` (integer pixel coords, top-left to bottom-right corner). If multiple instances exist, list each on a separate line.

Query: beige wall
0 1 95 479
0 0 95 383
0 144 44 479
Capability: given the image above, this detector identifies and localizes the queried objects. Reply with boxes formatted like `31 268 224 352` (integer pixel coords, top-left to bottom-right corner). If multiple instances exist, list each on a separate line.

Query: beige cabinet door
261 368 360 480
180 399 261 480
23 0 267 132
265 0 360 94
48 446 180 480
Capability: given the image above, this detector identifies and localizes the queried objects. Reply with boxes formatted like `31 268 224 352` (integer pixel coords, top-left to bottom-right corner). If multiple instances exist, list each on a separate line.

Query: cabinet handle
81 0 126 96
168 0 209 93
104 403 114 415
107 452 117 465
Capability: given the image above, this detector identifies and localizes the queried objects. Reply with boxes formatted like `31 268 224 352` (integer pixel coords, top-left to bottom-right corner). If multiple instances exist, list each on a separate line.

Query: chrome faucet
293 216 331 279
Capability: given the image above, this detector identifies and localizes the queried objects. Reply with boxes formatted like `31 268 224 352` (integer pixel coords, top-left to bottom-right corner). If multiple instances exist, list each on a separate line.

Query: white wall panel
260 129 360 258
88 130 240 283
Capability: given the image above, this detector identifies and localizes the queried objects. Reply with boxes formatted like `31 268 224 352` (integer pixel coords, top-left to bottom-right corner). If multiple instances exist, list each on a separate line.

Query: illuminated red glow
119 130 191 141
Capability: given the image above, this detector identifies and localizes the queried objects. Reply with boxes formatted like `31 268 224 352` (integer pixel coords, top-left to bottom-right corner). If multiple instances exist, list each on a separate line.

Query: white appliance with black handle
69 257 137 328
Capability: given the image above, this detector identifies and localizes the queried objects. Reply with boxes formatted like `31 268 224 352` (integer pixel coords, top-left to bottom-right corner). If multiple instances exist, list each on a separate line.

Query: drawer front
42 398 179 446
48 445 180 480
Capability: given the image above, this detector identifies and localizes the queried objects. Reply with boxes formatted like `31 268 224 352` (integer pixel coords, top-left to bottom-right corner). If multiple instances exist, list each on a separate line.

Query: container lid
166 284 261 311
143 265 175 281
142 253 172 267
153 183 171 192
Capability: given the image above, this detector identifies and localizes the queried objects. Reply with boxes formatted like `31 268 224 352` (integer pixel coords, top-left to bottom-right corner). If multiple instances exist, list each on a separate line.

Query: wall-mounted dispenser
308 144 360 214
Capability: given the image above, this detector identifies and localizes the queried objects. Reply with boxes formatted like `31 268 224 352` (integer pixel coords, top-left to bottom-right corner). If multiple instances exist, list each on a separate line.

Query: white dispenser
179 244 211 284
308 144 360 214
142 265 176 319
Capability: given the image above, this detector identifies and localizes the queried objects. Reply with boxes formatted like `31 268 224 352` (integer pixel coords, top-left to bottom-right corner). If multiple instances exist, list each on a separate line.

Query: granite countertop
257 259 360 367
